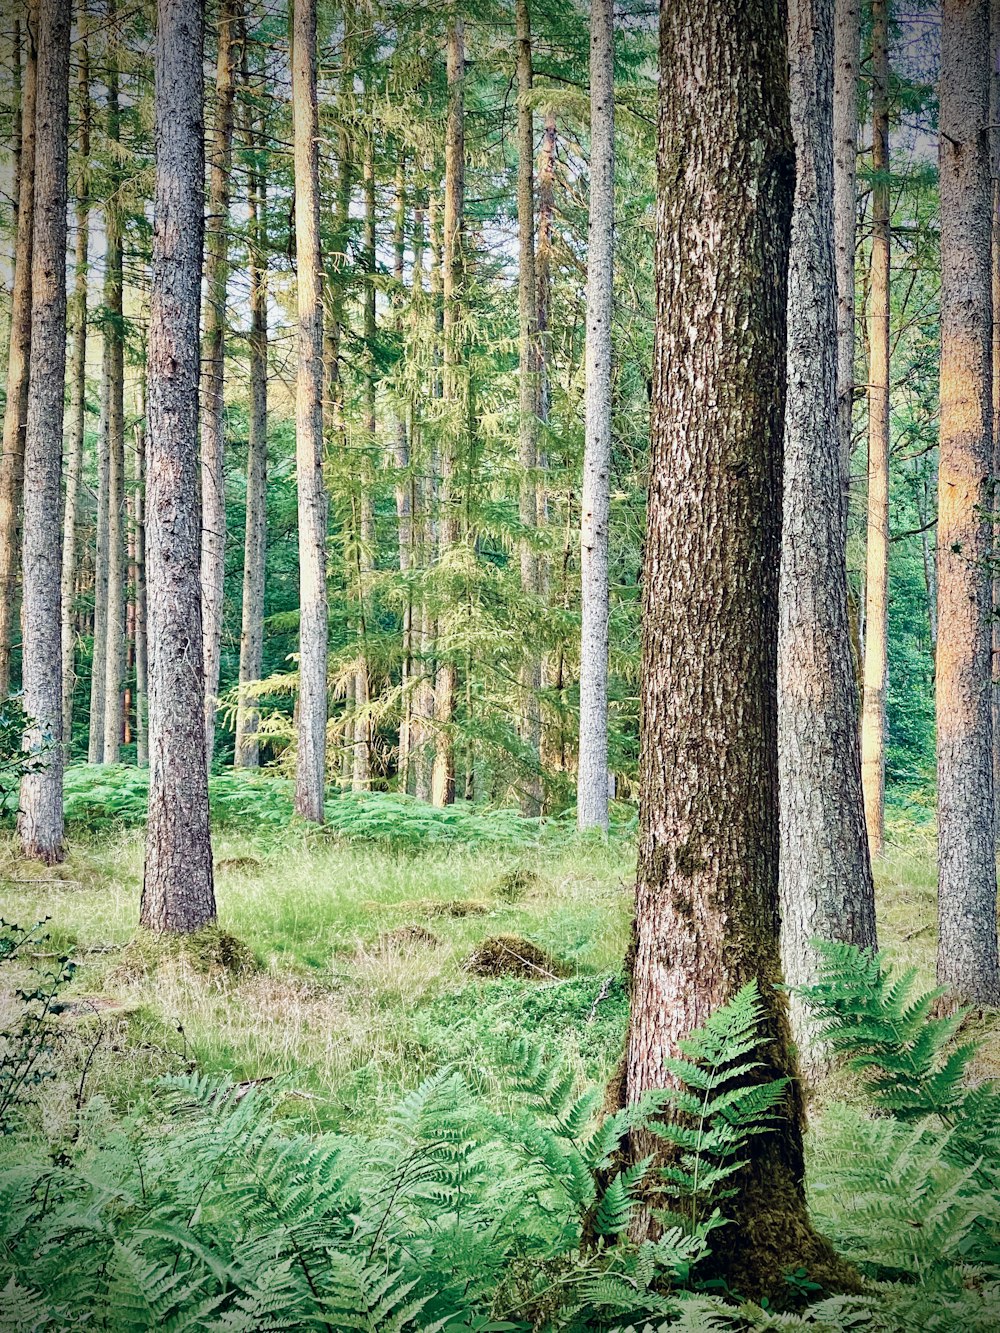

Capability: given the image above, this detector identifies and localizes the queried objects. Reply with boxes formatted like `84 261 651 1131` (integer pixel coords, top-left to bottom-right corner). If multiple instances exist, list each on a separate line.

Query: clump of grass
464 934 570 980
115 926 259 981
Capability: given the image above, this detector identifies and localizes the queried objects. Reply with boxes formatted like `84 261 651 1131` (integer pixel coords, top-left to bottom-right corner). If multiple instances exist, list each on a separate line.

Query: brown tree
859 0 891 856
0 1 36 701
621 0 850 1295
18 0 71 865
778 0 876 1052
292 0 328 823
140 0 216 932
936 0 998 1004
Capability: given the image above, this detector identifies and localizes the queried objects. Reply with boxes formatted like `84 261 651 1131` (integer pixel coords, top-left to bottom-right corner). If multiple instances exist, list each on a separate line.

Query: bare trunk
623 0 848 1294
0 3 35 699
101 52 126 763
577 0 614 831
140 0 215 932
832 0 860 483
353 119 376 792
860 0 890 857
235 105 268 770
778 0 877 1056
132 409 148 767
991 0 1000 838
18 0 70 865
936 0 998 1005
201 0 237 767
392 153 413 791
516 0 543 816
292 0 328 822
431 24 465 809
61 19 89 753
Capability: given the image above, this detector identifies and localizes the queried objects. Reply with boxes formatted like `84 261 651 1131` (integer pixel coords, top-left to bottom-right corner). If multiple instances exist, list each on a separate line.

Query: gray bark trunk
292 0 328 822
936 0 998 1004
860 0 890 856
779 0 877 1056
61 18 89 754
577 0 614 831
101 52 126 762
832 0 860 483
517 0 543 817
18 0 70 864
140 0 216 932
132 409 148 767
0 2 35 700
431 23 465 809
235 107 268 770
201 0 237 767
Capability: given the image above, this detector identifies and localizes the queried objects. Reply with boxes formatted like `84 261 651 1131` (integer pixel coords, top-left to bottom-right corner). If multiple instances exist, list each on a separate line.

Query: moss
463 935 570 980
115 926 259 980
492 867 541 902
374 925 440 952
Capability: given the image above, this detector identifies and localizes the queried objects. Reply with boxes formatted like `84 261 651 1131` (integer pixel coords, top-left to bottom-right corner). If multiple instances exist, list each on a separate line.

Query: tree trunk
860 0 890 857
778 0 877 1055
140 0 216 933
235 106 268 770
577 0 614 832
18 0 70 865
516 0 543 817
0 1 35 700
292 0 328 823
61 17 90 754
936 0 998 1006
621 0 851 1296
132 409 148 767
101 47 126 764
353 117 377 793
832 0 860 484
392 152 413 791
991 0 1000 838
201 0 237 768
431 22 465 809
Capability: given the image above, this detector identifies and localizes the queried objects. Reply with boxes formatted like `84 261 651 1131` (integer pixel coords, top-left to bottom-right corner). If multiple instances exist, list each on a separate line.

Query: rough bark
18 0 70 865
0 2 35 700
101 47 126 763
832 0 860 483
577 0 614 832
621 0 852 1296
431 23 465 809
235 107 268 770
516 0 543 816
353 119 377 793
292 0 328 822
201 0 237 767
860 0 890 857
132 408 148 767
991 0 1000 837
778 0 877 1055
140 0 216 933
61 19 90 753
936 0 998 1005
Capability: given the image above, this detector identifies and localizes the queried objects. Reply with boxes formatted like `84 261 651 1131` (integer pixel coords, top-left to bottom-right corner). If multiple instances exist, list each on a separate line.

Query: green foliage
0 696 47 812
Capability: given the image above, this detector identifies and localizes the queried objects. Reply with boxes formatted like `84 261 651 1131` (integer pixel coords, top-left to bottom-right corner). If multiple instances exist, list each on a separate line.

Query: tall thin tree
292 0 328 823
778 0 877 1052
936 0 998 1005
577 0 614 832
0 1 36 700
140 0 216 932
860 0 891 856
18 0 71 865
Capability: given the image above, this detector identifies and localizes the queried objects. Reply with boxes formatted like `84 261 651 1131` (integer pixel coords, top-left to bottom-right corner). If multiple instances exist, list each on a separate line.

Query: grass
4 798 1000 1138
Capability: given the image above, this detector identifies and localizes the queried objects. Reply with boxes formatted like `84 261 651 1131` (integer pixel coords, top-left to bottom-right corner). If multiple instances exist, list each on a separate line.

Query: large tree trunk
621 0 849 1297
936 0 998 1005
832 0 860 484
235 106 268 771
516 0 543 817
18 0 70 865
577 0 614 832
292 0 328 823
431 22 465 809
101 46 126 764
860 0 890 857
778 0 877 1054
0 2 36 700
201 0 237 768
61 18 90 754
140 0 215 933
991 0 1000 837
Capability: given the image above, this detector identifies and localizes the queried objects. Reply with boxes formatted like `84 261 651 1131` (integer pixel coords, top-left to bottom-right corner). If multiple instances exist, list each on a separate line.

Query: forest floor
3 806 996 1140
